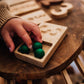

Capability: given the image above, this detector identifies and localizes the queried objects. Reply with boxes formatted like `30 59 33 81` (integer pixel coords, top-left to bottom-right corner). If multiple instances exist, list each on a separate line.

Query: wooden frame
14 23 67 67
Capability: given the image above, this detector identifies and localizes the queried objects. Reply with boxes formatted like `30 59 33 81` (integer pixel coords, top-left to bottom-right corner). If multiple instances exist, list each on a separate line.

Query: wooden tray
14 23 67 67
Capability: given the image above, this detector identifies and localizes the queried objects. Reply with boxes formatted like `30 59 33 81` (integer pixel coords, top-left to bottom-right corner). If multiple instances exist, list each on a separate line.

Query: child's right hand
1 18 42 52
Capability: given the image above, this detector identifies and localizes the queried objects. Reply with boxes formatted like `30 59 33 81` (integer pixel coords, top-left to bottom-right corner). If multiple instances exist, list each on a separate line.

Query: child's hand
1 18 42 52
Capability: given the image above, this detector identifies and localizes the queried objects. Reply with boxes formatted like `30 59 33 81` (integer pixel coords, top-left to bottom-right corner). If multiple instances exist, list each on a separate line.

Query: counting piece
18 44 30 54
14 23 67 67
33 42 42 51
50 2 73 19
34 49 45 59
10 0 40 15
40 0 63 7
21 10 52 24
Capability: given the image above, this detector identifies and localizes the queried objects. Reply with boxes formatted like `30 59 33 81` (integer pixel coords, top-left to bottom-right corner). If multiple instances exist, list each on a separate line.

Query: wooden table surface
0 0 84 80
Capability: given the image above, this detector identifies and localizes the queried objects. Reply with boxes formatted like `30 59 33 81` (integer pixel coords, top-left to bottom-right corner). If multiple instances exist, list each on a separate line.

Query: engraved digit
50 3 73 18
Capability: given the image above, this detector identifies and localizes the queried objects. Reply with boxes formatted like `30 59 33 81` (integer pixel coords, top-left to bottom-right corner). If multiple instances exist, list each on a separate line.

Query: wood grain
0 34 82 80
0 0 84 81
50 2 73 19
21 10 52 24
10 1 40 15
40 0 63 7
75 56 84 76
3 0 28 6
62 69 73 84
14 23 67 67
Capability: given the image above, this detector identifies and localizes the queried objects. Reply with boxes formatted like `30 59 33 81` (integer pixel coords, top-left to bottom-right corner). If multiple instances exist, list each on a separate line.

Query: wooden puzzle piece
10 1 40 15
21 10 52 24
14 23 67 67
50 3 73 19
40 0 63 7
4 0 29 6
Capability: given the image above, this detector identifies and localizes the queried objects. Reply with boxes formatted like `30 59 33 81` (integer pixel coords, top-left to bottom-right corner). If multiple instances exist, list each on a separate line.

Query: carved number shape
40 24 57 35
50 3 73 19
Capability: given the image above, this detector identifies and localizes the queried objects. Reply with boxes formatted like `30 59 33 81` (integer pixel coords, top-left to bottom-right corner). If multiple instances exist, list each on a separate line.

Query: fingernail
40 39 42 43
29 45 32 49
9 47 12 52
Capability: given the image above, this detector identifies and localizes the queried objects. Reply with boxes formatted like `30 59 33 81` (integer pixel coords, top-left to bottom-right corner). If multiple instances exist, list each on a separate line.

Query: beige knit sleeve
0 1 17 29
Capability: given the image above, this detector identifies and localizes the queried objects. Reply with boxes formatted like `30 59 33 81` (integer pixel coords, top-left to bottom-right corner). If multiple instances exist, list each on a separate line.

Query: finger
23 21 42 43
14 25 32 49
10 32 14 37
30 32 39 42
1 30 15 52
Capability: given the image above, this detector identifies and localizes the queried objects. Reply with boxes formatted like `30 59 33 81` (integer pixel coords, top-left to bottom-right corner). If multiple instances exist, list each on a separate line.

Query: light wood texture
3 0 28 6
10 1 40 15
50 2 73 19
14 23 67 67
40 0 63 7
0 0 84 81
21 10 52 24
27 80 32 84
75 56 84 76
0 34 82 80
62 69 73 84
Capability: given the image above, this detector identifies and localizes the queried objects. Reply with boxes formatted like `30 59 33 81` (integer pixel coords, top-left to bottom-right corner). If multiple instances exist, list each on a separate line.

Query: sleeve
0 1 18 29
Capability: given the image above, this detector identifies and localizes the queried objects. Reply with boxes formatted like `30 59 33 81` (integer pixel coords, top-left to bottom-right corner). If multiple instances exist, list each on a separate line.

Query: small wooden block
14 23 67 67
21 10 52 24
4 0 28 6
10 1 40 15
50 2 73 19
41 0 63 7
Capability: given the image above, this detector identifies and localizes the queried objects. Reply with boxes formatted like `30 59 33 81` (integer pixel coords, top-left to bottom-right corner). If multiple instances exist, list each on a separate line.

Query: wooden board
10 1 40 15
3 0 28 6
21 10 52 24
14 23 67 67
